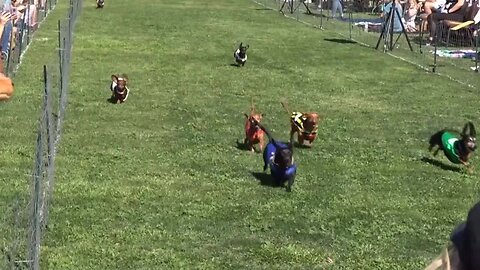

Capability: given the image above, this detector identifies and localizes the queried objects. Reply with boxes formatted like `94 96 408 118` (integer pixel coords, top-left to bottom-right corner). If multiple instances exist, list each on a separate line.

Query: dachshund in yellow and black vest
281 101 320 146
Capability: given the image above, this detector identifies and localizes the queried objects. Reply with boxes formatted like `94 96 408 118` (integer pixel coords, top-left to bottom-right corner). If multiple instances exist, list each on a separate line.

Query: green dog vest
442 132 461 164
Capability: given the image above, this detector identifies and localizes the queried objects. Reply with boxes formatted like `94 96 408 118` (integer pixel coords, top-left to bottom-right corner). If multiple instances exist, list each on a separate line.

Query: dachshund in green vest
429 122 477 172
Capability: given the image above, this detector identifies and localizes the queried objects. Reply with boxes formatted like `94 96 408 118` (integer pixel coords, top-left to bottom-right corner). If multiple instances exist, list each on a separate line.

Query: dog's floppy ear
469 122 476 137
111 74 118 83
246 44 250 49
239 42 243 48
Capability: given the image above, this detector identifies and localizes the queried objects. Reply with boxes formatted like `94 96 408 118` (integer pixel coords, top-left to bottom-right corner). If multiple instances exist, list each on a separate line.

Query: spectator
405 0 422 31
382 0 404 32
426 0 467 44
425 200 480 270
331 0 344 18
0 9 13 61
423 0 447 17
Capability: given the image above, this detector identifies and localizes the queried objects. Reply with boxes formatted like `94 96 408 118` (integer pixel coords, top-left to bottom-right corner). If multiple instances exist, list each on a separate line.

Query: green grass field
2 0 480 269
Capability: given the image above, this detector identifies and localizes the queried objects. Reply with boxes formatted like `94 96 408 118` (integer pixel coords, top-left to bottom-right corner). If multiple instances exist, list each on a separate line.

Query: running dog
96 0 105 8
428 122 477 172
243 99 265 152
281 101 320 146
233 42 249 67
110 74 130 104
252 119 297 192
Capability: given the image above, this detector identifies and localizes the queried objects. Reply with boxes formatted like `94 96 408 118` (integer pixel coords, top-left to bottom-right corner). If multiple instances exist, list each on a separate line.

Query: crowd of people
310 0 480 45
0 0 47 101
0 0 43 64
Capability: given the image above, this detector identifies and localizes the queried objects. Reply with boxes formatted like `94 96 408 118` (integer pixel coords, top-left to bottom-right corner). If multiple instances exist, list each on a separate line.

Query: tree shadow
421 157 461 173
324 38 357 44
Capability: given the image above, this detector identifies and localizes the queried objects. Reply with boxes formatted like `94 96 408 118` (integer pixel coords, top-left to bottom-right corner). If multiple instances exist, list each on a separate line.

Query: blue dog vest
263 141 297 182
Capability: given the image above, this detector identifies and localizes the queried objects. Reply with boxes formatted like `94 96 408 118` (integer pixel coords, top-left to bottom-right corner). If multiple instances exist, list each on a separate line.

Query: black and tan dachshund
429 121 477 172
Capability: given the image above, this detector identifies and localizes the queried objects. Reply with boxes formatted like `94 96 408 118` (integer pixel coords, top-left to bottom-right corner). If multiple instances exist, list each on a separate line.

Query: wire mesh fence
1 0 82 269
252 0 480 87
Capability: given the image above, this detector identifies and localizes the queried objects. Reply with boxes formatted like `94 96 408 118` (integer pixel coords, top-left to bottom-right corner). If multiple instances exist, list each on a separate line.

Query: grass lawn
3 0 480 269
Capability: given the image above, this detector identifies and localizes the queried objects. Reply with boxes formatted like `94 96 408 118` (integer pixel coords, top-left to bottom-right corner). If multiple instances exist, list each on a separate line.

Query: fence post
28 110 46 270
40 64 55 229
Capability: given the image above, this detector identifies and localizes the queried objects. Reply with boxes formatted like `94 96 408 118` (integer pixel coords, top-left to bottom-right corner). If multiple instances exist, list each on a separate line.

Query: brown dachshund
110 74 130 104
243 99 265 153
281 101 320 146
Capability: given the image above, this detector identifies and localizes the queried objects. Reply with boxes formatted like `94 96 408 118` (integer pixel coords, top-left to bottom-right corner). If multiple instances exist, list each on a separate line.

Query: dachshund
252 119 297 192
243 99 265 153
281 101 320 146
109 74 130 104
428 122 477 172
96 0 105 8
233 42 249 67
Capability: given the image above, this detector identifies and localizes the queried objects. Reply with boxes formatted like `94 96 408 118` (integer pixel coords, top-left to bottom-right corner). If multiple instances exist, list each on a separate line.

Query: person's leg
1 21 12 60
332 0 339 17
338 0 344 17
428 12 465 42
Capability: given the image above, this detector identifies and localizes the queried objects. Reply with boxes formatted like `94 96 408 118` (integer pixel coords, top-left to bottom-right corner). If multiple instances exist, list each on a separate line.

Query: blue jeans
332 0 343 18
1 21 12 58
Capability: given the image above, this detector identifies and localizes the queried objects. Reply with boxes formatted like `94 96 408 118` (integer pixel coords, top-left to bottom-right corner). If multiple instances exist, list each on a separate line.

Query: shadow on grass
235 140 263 153
255 8 271 11
235 139 249 151
251 171 281 188
106 97 116 104
294 142 312 149
421 157 461 173
324 38 357 44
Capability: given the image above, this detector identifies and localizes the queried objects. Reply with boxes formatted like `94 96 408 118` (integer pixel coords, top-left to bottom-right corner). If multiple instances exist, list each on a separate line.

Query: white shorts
433 0 446 10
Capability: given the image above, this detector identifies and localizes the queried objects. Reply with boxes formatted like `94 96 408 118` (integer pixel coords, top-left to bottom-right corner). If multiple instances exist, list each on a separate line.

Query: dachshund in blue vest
252 119 297 192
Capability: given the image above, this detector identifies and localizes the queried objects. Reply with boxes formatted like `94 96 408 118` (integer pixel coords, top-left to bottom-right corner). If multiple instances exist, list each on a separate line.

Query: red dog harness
245 117 264 143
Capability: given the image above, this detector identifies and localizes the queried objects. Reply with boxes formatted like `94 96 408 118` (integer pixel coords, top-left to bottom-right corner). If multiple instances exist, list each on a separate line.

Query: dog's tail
250 97 255 114
281 100 291 115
